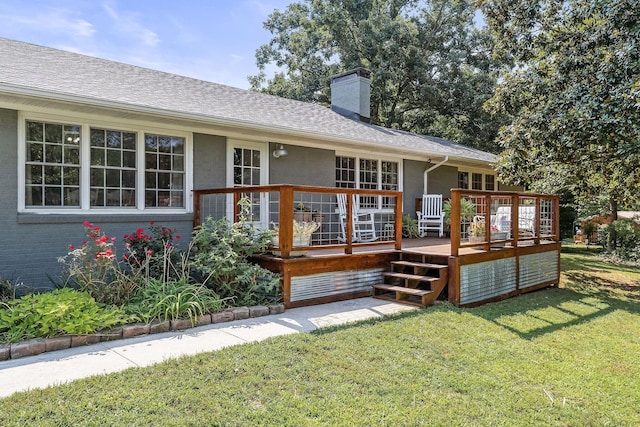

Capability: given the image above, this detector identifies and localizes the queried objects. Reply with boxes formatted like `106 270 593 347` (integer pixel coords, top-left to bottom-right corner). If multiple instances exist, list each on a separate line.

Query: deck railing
193 185 403 258
449 189 560 256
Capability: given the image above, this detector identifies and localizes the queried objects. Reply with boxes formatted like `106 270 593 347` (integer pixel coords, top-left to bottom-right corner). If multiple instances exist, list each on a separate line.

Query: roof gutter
424 156 449 194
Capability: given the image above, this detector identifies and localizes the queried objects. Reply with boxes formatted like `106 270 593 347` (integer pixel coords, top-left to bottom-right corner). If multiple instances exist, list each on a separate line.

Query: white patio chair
416 194 444 238
336 193 378 243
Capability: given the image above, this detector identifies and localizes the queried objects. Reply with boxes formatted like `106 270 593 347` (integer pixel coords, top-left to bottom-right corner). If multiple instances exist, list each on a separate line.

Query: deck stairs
372 251 449 308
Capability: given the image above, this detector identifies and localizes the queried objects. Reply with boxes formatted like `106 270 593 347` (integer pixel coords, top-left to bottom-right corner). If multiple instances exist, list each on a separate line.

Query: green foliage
58 221 141 306
0 276 14 302
189 215 281 306
602 219 640 262
1 251 639 425
123 222 184 282
0 289 126 343
443 198 476 225
124 278 223 325
481 0 640 214
250 0 506 152
401 214 420 238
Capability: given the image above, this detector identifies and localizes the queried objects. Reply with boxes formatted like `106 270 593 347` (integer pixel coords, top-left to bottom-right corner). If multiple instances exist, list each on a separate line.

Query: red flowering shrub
59 222 142 305
124 222 183 281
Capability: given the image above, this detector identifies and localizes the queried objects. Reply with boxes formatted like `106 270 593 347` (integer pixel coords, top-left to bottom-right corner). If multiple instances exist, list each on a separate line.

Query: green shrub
0 289 127 343
58 221 142 306
0 276 14 302
123 222 185 282
402 214 420 238
189 214 281 306
125 278 223 325
604 219 640 261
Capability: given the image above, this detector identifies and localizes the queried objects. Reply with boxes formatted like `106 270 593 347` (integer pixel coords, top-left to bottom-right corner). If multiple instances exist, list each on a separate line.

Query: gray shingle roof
0 37 495 163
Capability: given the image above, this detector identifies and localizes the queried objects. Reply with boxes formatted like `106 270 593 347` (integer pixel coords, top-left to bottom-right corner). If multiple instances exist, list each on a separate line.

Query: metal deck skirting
459 257 518 305
519 250 560 289
289 268 385 302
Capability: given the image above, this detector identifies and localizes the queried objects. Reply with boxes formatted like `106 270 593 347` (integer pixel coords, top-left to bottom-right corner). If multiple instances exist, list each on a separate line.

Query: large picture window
335 155 400 210
21 117 189 212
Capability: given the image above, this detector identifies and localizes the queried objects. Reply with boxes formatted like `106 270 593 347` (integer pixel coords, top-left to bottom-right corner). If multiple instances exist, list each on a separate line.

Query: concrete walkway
0 298 416 398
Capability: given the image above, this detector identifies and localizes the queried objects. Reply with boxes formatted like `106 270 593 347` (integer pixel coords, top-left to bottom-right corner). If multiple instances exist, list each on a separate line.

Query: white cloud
0 10 95 39
101 2 160 47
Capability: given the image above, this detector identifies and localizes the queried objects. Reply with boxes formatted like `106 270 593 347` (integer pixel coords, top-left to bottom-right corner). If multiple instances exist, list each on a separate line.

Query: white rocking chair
337 193 378 243
416 194 444 238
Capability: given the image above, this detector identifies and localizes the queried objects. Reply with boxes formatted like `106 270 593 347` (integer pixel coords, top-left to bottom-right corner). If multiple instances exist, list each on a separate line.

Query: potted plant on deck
271 220 320 256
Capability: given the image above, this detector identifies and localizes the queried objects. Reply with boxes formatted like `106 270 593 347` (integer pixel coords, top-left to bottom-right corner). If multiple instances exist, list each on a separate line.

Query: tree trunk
608 198 618 251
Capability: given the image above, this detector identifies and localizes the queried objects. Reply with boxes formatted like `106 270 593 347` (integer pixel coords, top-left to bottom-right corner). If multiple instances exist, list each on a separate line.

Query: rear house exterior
0 37 502 290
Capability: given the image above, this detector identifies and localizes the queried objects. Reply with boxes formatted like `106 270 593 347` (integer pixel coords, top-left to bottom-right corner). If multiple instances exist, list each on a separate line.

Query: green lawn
1 249 638 426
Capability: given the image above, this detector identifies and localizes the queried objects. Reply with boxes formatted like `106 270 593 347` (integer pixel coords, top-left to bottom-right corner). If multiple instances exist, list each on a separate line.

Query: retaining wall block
249 305 270 318
45 336 71 352
211 311 234 324
71 334 101 347
170 318 193 331
149 319 171 334
122 323 151 339
0 344 10 361
196 314 212 327
231 307 250 320
269 303 285 315
11 339 46 359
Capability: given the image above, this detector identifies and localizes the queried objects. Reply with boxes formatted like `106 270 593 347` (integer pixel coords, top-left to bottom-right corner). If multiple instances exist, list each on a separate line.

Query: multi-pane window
233 147 261 186
25 120 80 207
232 147 262 220
359 158 378 208
458 171 496 191
472 173 483 190
485 174 495 191
145 134 185 207
22 118 188 211
335 156 356 188
381 161 398 209
458 172 469 189
90 128 136 207
335 155 399 209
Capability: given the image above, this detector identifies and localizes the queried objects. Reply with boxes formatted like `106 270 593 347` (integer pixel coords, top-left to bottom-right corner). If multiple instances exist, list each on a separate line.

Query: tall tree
479 0 640 224
250 0 506 152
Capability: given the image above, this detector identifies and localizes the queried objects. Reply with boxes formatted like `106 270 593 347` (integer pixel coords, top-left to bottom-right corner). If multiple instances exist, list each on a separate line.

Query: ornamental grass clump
124 278 223 325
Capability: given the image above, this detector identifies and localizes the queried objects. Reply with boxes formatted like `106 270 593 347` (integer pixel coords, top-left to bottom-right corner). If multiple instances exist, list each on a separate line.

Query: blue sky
0 0 293 89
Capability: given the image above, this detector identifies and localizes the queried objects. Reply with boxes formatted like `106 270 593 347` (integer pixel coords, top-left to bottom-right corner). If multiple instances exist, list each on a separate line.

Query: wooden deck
194 186 561 310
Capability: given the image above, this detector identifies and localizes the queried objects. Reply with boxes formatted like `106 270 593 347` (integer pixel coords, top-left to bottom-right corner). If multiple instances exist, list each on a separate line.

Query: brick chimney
330 67 371 123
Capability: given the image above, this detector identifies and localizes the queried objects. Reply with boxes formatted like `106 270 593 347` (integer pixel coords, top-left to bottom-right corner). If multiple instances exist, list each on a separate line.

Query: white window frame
456 168 496 191
335 152 403 212
17 111 193 214
226 139 269 225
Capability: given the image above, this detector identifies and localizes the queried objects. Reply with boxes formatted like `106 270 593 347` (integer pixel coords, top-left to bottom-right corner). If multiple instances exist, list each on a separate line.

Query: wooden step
382 272 439 287
374 284 432 296
391 260 447 270
373 284 433 307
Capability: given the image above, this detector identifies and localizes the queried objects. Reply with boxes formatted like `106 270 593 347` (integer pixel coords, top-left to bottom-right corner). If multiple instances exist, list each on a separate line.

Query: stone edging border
0 304 285 361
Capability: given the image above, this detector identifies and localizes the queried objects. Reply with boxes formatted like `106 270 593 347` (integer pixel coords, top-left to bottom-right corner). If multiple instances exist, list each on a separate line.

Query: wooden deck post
279 186 294 258
394 192 403 251
451 190 460 257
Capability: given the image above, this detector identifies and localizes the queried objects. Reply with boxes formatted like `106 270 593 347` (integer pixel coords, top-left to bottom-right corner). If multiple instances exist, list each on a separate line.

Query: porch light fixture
272 144 288 158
